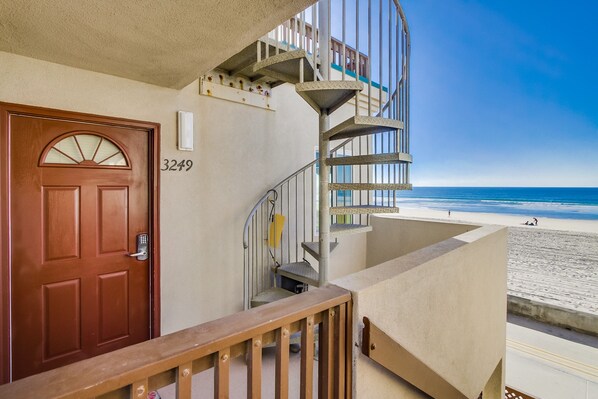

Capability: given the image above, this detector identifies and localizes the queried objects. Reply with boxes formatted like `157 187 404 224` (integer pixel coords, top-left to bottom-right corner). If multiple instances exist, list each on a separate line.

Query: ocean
385 187 598 221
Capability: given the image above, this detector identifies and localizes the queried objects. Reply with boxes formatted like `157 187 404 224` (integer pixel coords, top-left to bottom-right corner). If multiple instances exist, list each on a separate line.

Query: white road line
507 338 598 382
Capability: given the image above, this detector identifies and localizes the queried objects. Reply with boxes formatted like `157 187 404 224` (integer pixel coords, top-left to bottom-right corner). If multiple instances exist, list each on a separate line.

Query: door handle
128 233 149 261
128 251 147 257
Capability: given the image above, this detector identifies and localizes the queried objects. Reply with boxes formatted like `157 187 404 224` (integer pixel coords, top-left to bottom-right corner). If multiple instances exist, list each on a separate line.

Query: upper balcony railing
284 17 370 78
262 0 410 128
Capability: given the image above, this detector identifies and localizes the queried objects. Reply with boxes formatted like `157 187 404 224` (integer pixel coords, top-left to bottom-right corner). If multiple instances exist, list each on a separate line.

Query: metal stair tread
252 49 315 84
278 261 319 287
301 241 340 260
327 152 412 166
295 80 364 114
251 287 295 307
217 41 288 80
323 116 404 141
330 223 373 236
330 205 400 215
329 183 412 191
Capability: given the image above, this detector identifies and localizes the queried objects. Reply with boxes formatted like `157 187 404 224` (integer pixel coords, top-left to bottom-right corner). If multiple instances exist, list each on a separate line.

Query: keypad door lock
127 233 149 261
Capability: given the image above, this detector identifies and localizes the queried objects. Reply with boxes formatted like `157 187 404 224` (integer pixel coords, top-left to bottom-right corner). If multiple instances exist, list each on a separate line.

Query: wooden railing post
130 379 148 399
334 304 346 398
248 335 263 399
276 325 290 399
300 315 315 399
215 348 230 399
175 362 193 399
345 299 353 399
318 308 335 399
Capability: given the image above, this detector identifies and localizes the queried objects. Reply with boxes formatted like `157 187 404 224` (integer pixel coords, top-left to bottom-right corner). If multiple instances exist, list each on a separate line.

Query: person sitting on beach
533 217 538 226
524 221 530 225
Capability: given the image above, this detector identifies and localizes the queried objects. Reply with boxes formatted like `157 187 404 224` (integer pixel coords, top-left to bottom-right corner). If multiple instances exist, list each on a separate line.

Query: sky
399 0 598 187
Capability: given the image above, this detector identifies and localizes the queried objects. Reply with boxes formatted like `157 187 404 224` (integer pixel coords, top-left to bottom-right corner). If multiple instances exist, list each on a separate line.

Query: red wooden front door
8 112 152 380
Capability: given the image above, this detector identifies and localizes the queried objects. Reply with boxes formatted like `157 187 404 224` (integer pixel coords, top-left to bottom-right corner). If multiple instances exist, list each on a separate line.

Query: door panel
42 280 82 360
42 186 81 262
9 114 151 380
98 186 129 254
98 271 129 344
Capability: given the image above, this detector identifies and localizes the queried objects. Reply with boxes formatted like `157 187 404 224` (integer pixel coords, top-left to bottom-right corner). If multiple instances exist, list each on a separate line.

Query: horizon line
409 185 598 189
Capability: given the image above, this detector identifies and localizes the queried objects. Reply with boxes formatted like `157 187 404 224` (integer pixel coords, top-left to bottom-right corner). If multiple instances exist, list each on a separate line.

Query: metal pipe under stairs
234 0 412 309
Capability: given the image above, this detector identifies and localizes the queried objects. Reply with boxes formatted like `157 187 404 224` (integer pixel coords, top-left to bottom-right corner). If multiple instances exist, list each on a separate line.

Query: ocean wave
376 193 598 220
478 199 585 206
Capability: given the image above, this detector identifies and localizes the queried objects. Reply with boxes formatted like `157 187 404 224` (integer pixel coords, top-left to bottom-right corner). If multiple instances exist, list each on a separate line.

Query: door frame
0 102 161 383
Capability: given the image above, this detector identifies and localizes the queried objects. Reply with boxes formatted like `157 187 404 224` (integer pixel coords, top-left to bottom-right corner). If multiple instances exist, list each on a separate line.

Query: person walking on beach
448 210 451 217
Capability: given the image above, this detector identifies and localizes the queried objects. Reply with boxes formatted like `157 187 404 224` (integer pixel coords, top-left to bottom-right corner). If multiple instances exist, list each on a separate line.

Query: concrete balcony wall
366 215 479 267
334 217 508 398
329 231 368 281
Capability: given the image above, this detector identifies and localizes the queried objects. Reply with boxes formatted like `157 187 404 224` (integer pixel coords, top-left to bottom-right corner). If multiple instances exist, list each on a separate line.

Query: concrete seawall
508 295 598 338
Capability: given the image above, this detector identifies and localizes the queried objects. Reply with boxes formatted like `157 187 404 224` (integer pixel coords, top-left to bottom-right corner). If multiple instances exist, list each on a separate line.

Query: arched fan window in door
40 132 130 168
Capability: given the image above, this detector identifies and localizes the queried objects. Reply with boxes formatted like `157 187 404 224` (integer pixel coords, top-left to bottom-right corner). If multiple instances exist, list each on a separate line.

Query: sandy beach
396 207 598 315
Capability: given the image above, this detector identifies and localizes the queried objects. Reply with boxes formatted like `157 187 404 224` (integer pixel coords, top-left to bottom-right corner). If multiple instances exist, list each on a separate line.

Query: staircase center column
318 0 331 286
318 113 330 285
318 0 330 287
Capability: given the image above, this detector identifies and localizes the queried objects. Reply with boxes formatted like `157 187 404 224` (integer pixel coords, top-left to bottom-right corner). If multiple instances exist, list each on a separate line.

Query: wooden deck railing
330 39 369 79
0 285 352 399
287 17 369 78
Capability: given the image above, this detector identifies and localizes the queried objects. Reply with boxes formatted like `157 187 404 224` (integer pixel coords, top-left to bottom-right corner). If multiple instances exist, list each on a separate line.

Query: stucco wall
366 215 479 267
304 232 368 282
0 50 320 334
334 220 507 398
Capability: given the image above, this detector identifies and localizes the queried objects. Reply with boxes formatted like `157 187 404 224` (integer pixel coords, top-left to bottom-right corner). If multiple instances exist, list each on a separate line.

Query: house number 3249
161 159 194 171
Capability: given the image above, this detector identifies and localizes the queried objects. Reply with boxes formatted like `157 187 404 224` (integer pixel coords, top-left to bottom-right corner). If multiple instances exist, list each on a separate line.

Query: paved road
506 315 598 399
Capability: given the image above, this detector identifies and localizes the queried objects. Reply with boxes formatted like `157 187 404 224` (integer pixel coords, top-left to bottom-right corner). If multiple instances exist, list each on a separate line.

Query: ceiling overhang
0 0 316 89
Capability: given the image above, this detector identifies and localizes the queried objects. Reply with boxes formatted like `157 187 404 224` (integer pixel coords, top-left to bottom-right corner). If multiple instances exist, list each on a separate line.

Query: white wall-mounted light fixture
177 111 194 151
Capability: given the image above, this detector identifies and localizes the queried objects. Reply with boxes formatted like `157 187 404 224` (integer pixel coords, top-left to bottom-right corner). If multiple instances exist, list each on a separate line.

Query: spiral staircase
222 0 413 309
